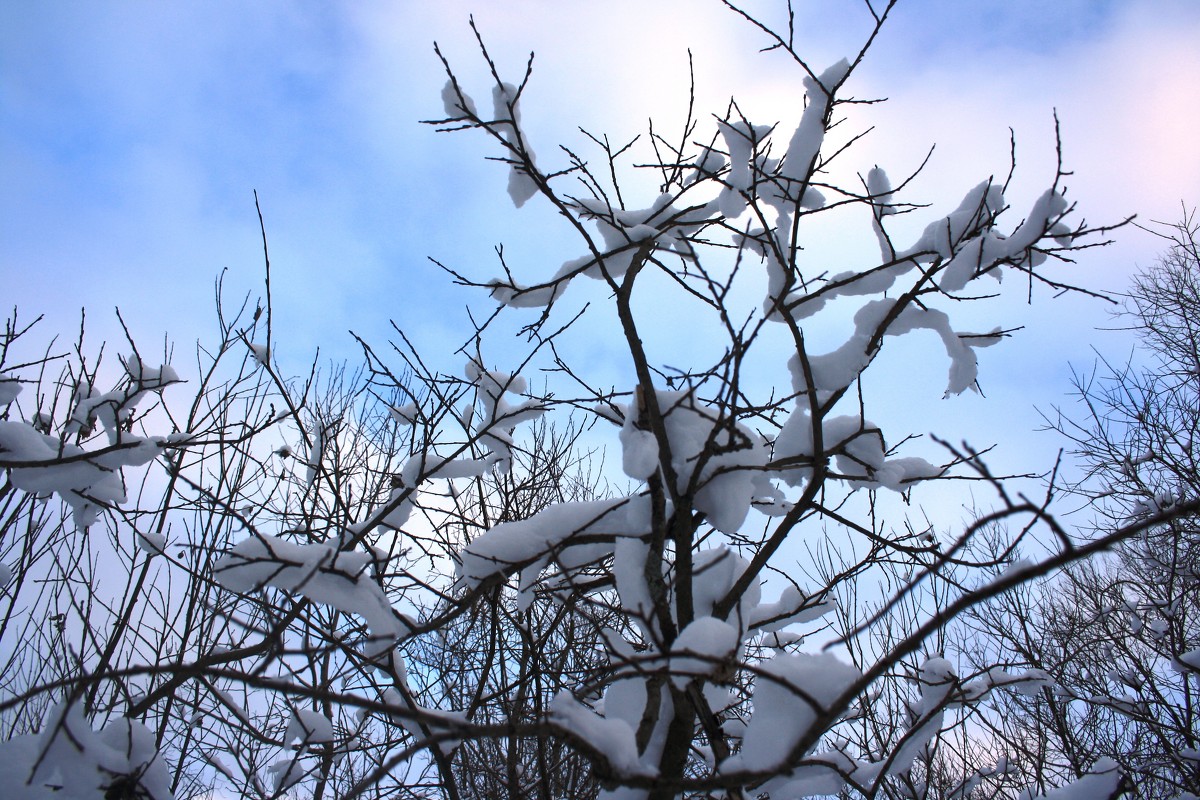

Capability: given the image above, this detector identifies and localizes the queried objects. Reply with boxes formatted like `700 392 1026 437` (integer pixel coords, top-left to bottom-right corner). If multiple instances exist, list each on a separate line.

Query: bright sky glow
2 0 1199 516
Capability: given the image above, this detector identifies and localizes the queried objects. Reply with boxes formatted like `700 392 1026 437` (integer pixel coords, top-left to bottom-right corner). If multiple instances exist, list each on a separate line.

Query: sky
2 0 1199 530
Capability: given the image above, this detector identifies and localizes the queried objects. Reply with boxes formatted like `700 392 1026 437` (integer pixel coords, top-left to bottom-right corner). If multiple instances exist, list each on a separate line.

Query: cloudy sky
3 0 1199 522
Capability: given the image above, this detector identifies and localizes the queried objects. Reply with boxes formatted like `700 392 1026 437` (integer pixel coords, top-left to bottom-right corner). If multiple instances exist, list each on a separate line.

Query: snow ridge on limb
722 651 861 775
1024 758 1127 800
463 360 545 471
780 58 851 184
455 494 653 593
489 194 718 308
215 533 412 657
0 354 178 526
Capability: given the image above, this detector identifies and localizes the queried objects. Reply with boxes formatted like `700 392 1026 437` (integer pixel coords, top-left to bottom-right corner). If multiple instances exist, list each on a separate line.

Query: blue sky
2 0 1199 520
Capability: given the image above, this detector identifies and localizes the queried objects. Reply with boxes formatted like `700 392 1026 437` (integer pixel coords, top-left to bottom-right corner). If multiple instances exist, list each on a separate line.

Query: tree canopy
1 3 1192 800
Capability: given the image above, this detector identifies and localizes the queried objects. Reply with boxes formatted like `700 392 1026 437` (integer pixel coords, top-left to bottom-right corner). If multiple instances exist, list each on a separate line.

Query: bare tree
0 2 1175 799
951 211 1200 800
407 419 613 800
0 284 301 799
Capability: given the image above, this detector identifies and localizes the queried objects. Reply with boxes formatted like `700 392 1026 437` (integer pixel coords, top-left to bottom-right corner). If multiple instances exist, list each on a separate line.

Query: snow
619 413 659 480
456 494 652 590
884 657 957 776
394 447 499 495
123 354 180 390
760 630 805 649
716 120 767 218
488 278 562 308
464 361 545 470
780 59 849 183
550 691 654 778
689 145 727 186
893 183 1068 294
389 402 420 426
248 341 269 365
463 387 775 600
0 701 174 800
613 536 653 624
305 424 324 487
1176 647 1200 671
0 375 23 405
690 546 761 632
215 533 410 655
285 708 336 745
0 359 177 522
440 79 477 119
825 266 905 297
750 585 836 631
802 300 895 392
1050 221 1075 246
372 487 414 531
0 419 164 527
269 756 306 793
489 194 716 308
0 733 57 798
568 195 681 280
137 530 167 554
725 651 860 774
784 296 994 398
492 82 539 208
653 391 771 534
670 616 740 687
1130 489 1183 518
866 167 896 214
1020 758 1124 800
757 748 860 798
56 357 175 445
601 672 670 776
959 667 1054 702
773 410 938 492
383 690 466 757
901 180 1004 262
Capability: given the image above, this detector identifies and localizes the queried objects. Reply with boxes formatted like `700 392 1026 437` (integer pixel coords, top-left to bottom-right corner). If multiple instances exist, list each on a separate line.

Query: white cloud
2 0 1194 498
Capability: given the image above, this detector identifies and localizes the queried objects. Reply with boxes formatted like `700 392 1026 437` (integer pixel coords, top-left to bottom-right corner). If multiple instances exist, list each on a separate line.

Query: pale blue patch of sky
889 0 1120 55
1 0 1197 511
